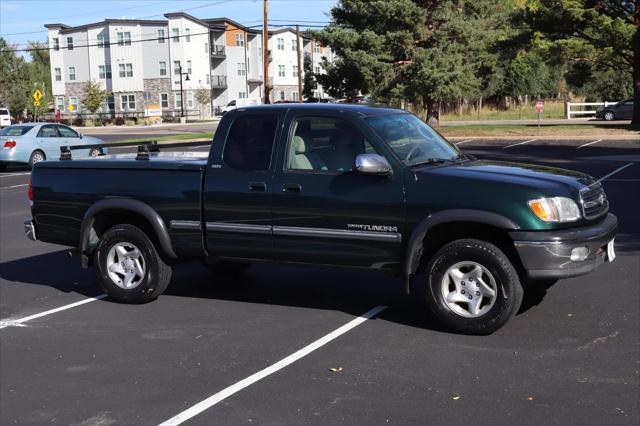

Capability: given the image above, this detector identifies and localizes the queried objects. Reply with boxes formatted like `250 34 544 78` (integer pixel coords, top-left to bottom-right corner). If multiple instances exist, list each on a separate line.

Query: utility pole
176 65 190 119
263 0 270 104
296 24 302 103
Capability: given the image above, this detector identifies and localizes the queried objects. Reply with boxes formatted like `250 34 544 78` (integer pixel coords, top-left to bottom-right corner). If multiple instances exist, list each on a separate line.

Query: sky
0 0 338 58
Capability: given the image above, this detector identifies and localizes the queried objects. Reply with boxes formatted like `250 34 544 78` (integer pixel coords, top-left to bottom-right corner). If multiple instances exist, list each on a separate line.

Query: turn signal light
3 140 16 149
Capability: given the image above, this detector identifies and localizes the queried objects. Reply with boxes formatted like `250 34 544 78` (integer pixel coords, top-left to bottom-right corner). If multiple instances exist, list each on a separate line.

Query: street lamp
175 65 190 118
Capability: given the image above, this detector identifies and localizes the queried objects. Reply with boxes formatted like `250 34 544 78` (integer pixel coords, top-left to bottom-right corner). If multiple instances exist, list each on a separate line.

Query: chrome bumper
24 219 37 241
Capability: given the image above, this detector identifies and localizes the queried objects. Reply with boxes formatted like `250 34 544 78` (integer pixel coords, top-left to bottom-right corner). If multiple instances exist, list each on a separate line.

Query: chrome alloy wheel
31 152 45 163
440 261 497 318
106 242 146 289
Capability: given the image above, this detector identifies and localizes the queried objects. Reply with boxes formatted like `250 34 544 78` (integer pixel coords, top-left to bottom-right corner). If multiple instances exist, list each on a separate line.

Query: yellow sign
32 89 43 106
68 104 75 112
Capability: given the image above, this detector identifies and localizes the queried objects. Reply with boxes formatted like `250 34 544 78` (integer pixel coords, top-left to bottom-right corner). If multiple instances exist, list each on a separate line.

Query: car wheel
28 150 45 169
94 224 172 304
424 239 523 335
201 259 250 275
89 147 102 157
603 111 615 121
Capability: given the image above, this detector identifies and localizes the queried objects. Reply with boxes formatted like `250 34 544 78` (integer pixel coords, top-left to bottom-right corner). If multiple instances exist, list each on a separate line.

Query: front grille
580 181 609 220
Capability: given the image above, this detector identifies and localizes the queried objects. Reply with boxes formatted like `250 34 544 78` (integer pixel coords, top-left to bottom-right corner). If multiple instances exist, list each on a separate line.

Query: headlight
528 197 581 222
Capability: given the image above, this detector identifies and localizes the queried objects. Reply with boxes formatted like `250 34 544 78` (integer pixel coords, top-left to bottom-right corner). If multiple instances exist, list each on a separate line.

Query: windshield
0 126 33 136
367 114 459 166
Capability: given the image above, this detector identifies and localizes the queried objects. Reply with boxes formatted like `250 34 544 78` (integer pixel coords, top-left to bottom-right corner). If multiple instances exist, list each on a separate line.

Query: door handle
249 181 266 191
282 183 302 193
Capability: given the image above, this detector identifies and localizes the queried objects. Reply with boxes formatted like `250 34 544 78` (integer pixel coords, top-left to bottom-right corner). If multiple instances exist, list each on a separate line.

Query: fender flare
404 209 519 293
79 199 177 262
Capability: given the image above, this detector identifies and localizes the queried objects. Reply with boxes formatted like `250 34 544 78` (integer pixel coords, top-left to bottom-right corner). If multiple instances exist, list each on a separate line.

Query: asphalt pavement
0 139 638 425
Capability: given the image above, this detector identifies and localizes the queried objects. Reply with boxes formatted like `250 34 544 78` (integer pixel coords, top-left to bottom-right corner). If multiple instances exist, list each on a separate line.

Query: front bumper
510 213 617 279
24 219 37 241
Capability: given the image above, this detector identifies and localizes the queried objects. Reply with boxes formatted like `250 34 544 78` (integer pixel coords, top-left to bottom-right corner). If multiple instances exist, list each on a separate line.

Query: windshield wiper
409 158 454 167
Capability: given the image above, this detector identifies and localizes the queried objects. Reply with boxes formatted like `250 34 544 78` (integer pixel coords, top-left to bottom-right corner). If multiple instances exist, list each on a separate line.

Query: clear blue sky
0 0 337 58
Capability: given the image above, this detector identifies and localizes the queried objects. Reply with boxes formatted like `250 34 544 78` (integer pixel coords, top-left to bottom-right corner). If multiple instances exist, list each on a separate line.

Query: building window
52 38 59 51
187 92 194 108
292 91 299 101
246 60 250 74
172 28 179 42
313 42 321 53
121 94 135 110
237 62 246 76
117 32 131 46
292 40 296 51
238 91 247 99
97 34 109 48
174 60 181 74
292 65 298 77
68 66 76 81
125 63 133 77
186 60 192 74
235 33 244 47
277 38 284 50
56 96 64 111
54 67 61 81
204 42 208 53
206 74 210 84
98 65 106 79
185 28 190 42
278 65 285 77
67 37 73 50
158 29 165 43
69 96 79 112
160 93 169 109
278 91 285 101
159 61 167 76
314 66 320 74
174 93 182 109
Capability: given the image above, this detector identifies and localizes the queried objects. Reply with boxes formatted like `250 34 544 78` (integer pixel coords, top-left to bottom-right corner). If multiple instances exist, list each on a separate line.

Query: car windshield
0 126 33 136
366 113 459 166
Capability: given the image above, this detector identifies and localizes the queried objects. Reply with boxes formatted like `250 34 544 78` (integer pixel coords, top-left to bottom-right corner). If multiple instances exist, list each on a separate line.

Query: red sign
535 100 544 113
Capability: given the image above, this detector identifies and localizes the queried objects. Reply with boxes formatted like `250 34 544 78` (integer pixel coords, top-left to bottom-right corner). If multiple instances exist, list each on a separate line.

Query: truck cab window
223 114 278 171
287 116 375 172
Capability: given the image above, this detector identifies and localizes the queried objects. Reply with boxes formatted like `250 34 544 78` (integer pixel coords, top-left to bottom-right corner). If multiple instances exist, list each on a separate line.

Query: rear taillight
3 140 16 149
28 179 33 202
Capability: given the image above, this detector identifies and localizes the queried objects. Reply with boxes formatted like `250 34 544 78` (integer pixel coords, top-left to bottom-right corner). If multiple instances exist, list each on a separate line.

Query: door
203 111 281 260
271 112 406 270
56 124 85 156
36 124 61 159
619 100 634 119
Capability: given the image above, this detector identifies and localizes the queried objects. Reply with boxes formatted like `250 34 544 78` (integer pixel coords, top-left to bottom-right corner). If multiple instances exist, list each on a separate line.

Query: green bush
125 119 136 126
114 117 125 126
82 119 94 127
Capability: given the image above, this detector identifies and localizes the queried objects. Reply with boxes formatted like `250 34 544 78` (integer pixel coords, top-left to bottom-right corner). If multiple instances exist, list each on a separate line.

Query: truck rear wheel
95 224 172 303
424 239 523 335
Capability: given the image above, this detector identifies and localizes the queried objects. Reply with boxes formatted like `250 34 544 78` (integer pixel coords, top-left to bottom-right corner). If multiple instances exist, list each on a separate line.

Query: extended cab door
202 110 281 260
271 110 406 270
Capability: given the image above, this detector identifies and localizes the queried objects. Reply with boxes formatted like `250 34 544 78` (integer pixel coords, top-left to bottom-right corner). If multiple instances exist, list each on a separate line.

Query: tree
81 81 108 124
195 87 211 119
0 38 30 119
511 0 639 124
302 55 316 99
25 41 52 117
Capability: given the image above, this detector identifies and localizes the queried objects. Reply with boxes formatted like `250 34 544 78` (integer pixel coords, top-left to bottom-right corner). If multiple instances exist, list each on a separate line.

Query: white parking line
159 305 388 426
0 172 30 178
454 139 474 146
503 139 537 149
0 294 107 329
598 163 634 182
0 184 28 190
578 139 602 149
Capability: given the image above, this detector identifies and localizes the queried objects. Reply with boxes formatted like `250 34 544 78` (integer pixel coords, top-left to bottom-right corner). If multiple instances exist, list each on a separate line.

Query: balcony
211 75 227 89
210 45 226 59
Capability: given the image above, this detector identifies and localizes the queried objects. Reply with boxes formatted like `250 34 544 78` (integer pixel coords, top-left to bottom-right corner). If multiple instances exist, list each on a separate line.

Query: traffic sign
535 100 544 113
68 104 75 112
32 88 43 106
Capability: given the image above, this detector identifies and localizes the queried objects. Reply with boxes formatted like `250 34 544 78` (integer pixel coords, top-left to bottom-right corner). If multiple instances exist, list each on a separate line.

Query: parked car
595 98 634 121
0 107 11 128
221 98 260 114
0 123 106 170
25 104 616 334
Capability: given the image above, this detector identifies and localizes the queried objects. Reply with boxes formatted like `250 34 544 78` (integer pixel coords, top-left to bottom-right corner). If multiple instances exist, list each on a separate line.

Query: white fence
566 102 616 119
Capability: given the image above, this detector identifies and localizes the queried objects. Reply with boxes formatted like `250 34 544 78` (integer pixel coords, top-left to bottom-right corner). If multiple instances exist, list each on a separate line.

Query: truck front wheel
424 239 523 335
95 224 172 303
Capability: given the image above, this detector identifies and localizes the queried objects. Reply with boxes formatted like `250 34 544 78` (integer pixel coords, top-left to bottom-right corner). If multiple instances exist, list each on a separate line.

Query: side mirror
355 154 392 176
79 132 83 138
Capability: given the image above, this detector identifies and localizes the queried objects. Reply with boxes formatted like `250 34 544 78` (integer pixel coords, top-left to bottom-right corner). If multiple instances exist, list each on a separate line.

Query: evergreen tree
302 55 316 99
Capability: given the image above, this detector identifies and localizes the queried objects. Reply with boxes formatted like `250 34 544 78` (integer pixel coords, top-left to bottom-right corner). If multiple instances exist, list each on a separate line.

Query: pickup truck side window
37 125 59 138
286 117 376 173
223 114 278 171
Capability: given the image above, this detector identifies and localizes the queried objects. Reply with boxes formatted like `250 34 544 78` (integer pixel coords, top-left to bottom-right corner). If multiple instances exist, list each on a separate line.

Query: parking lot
1 139 638 425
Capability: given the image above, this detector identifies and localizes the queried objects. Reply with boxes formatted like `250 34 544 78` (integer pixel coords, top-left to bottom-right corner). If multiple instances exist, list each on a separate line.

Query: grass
118 133 213 143
438 123 640 137
440 101 567 121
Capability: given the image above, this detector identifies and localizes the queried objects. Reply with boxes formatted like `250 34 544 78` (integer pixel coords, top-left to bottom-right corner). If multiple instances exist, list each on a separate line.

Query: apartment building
46 14 334 118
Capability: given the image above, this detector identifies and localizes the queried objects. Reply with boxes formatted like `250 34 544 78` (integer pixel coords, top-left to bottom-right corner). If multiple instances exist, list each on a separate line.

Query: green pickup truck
25 104 617 334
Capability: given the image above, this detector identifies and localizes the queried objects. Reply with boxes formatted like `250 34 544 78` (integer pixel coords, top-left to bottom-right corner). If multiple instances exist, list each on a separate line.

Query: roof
236 103 404 118
48 19 167 34
164 12 210 28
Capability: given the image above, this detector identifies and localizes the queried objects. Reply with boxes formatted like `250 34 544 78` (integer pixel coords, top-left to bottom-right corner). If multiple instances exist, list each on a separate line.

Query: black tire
89 147 102 157
201 259 250 275
28 150 45 169
603 111 615 121
94 224 172 303
424 239 523 335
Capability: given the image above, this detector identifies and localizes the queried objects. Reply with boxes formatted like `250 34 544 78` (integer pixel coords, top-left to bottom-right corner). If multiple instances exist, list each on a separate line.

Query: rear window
223 114 278 171
0 109 9 115
0 126 33 136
